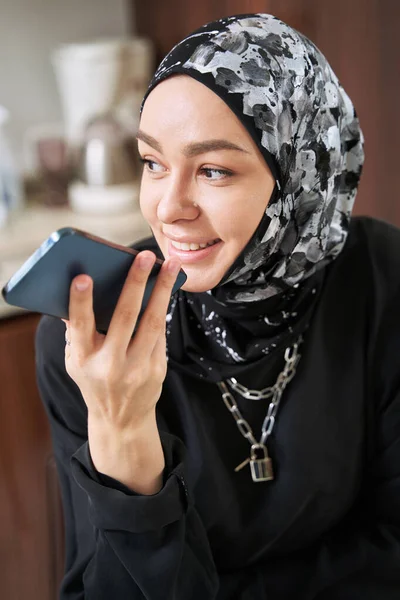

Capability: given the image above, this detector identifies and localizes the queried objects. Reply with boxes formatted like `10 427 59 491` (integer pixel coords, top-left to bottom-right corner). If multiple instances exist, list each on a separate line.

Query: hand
63 251 181 433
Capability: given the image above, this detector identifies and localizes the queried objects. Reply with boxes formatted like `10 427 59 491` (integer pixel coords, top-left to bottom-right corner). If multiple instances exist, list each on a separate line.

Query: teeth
171 239 218 251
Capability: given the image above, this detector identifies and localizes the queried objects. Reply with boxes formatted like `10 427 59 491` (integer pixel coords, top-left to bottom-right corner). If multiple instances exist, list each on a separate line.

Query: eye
140 158 166 173
199 167 233 181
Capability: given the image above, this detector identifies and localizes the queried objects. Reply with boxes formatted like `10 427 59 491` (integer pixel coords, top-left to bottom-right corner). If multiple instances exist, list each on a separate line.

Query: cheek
214 197 261 244
139 182 158 224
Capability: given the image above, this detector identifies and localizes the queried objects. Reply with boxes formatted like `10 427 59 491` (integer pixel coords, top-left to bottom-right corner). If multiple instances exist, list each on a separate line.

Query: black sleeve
35 315 219 600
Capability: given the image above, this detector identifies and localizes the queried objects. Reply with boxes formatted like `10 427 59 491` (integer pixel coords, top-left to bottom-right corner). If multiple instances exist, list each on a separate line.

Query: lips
167 238 222 263
170 239 219 251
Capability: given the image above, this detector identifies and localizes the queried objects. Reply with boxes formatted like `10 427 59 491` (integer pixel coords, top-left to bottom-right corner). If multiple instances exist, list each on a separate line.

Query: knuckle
159 274 174 291
153 362 167 381
122 274 147 296
128 267 147 285
154 275 173 297
70 317 86 330
163 271 176 287
96 351 117 378
134 363 150 384
146 313 164 332
117 307 136 326
102 369 119 388
123 364 147 389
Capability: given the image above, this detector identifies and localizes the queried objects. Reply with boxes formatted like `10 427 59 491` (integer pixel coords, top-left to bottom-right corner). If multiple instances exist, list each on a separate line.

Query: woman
36 14 400 599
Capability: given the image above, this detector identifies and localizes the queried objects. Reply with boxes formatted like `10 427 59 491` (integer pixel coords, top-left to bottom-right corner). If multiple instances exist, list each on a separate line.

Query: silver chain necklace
216 336 303 483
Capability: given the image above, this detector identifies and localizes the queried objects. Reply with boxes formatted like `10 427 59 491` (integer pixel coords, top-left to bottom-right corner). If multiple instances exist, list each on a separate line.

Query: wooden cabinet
0 313 64 600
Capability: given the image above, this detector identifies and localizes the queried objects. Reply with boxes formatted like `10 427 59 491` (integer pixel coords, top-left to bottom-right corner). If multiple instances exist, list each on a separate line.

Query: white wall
0 0 132 170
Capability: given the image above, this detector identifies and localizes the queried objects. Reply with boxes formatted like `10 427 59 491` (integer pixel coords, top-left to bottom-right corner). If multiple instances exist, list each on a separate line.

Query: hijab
141 14 364 384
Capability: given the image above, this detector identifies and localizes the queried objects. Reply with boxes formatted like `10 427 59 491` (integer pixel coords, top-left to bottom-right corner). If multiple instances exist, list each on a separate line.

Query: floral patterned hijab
141 14 364 383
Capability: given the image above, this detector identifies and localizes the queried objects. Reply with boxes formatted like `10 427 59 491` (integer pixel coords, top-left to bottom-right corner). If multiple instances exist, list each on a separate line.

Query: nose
156 173 199 224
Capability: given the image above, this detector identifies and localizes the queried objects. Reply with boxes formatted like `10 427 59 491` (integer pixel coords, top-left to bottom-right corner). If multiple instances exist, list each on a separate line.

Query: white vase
51 37 154 148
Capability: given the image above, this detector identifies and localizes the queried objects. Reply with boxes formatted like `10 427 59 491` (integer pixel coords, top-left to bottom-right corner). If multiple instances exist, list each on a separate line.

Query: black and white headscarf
141 14 364 383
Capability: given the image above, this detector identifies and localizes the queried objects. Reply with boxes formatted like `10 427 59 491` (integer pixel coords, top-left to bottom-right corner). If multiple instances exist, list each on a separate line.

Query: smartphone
1 227 187 335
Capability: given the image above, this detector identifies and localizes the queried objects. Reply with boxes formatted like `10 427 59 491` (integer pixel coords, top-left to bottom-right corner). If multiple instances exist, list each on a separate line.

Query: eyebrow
136 129 249 157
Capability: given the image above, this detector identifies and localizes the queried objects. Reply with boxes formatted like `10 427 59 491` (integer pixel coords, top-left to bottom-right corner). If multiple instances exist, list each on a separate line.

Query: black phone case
1 227 187 334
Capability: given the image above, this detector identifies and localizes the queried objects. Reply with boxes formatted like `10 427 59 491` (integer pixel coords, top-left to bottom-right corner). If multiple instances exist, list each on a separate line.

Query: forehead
140 75 251 143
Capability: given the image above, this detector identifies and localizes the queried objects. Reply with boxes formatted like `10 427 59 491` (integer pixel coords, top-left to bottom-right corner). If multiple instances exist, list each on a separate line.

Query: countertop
0 200 151 319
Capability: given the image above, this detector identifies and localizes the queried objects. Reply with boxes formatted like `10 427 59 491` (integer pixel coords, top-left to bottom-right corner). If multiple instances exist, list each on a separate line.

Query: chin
180 272 223 294
180 282 210 293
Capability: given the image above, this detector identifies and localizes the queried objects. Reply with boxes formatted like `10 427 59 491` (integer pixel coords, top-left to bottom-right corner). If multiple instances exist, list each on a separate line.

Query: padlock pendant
250 443 274 482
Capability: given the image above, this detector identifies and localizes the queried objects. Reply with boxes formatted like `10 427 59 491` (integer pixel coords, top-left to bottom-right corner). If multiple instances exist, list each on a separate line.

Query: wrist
88 407 157 442
88 412 165 494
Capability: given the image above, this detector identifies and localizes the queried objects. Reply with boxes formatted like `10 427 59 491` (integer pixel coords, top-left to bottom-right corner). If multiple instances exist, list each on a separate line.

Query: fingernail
139 253 155 270
167 258 181 274
75 279 89 291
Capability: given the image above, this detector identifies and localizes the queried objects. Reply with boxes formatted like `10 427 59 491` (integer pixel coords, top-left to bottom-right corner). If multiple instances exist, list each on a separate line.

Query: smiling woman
138 75 275 291
35 13 400 600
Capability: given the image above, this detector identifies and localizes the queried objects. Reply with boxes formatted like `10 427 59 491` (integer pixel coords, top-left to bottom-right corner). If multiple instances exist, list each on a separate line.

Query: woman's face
138 75 275 293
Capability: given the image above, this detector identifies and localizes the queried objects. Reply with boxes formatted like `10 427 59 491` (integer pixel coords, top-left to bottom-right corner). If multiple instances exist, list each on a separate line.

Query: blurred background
0 1 399 598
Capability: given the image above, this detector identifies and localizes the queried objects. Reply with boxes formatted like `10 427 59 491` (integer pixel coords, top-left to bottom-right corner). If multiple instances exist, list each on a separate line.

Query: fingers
104 251 157 352
65 251 181 367
129 256 181 359
68 274 97 356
